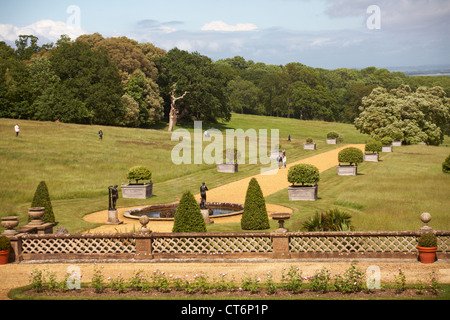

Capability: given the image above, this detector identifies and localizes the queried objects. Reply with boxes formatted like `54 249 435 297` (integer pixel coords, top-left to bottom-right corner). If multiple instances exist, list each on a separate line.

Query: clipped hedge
30 181 55 224
241 178 270 230
338 147 364 165
365 140 382 154
127 166 152 184
381 137 394 146
172 191 206 233
443 155 450 174
327 132 339 139
288 164 320 186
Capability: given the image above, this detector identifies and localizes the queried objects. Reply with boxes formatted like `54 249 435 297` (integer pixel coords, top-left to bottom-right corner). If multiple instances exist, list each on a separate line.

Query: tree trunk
168 83 189 132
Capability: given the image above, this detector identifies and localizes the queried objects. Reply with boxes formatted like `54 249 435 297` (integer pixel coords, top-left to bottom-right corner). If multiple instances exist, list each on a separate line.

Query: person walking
14 124 20 137
283 154 287 168
98 129 103 141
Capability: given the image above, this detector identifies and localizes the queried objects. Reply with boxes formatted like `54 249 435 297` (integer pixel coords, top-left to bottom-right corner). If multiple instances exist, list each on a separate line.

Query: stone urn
139 215 151 233
28 207 45 225
270 213 292 233
1 216 19 235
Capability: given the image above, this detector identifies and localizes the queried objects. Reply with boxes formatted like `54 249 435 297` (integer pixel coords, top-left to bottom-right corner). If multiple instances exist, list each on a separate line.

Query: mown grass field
1 114 449 233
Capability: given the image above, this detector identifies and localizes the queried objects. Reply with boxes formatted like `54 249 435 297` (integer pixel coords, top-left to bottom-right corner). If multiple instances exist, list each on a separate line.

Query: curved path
84 144 365 233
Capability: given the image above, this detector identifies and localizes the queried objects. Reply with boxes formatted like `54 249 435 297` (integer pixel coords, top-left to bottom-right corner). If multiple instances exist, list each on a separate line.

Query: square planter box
217 163 238 173
392 141 402 147
288 185 318 201
337 165 357 176
382 145 393 152
121 183 153 199
326 138 337 145
364 153 379 162
303 143 316 150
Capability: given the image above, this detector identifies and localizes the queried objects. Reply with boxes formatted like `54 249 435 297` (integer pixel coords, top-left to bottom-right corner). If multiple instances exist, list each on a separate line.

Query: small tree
241 178 270 230
365 140 382 154
338 147 364 166
442 155 450 174
306 137 314 143
172 191 206 233
288 164 320 186
127 166 152 184
30 181 55 224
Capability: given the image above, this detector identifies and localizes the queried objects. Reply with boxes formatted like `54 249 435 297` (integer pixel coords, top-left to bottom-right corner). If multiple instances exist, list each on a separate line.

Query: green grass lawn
1 114 449 233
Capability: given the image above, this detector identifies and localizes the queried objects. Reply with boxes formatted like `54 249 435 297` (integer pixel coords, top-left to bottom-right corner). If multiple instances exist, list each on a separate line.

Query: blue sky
1 0 449 69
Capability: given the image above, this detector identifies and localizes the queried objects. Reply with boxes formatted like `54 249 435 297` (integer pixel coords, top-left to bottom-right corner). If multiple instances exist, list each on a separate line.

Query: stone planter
392 141 402 147
326 138 337 145
217 163 238 173
364 153 379 162
337 165 358 176
288 185 318 201
121 183 153 199
303 143 316 150
382 145 392 152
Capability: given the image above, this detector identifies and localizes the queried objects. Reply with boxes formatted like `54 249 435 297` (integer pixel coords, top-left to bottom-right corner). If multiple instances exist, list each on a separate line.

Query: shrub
0 236 11 251
30 181 55 224
338 147 364 165
302 208 354 231
287 164 320 186
327 131 339 139
305 137 314 143
127 166 152 184
172 191 207 233
443 155 450 174
241 178 270 230
365 140 382 154
418 233 437 248
333 264 365 294
380 136 393 146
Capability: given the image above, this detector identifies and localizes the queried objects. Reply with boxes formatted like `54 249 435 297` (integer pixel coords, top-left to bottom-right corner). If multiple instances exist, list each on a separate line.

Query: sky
0 0 449 70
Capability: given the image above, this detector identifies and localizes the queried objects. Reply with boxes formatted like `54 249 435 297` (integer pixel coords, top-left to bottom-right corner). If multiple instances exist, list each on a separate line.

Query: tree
241 178 270 230
226 77 263 114
172 191 207 233
124 70 164 126
30 181 55 224
156 48 230 130
355 85 450 145
50 40 125 125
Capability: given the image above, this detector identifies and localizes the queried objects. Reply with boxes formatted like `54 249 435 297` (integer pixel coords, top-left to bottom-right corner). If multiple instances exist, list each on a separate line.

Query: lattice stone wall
21 235 136 254
152 235 273 254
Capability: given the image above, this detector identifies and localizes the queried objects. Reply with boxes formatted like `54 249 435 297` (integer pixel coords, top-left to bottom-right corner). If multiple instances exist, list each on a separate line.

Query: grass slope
1 114 449 233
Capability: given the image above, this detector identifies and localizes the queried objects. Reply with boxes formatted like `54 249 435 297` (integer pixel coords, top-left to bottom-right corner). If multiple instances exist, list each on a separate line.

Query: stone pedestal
337 165 358 176
217 163 238 173
303 143 316 150
326 138 337 144
382 146 392 152
364 153 379 162
121 183 153 199
201 209 214 224
288 185 318 201
106 209 123 225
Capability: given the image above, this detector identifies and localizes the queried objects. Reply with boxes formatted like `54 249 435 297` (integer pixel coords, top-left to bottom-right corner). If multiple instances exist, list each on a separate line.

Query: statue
108 185 119 210
200 182 208 209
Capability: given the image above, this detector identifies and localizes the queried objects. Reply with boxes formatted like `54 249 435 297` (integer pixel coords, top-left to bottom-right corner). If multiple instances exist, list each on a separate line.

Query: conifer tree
30 181 55 224
172 191 206 233
241 178 270 230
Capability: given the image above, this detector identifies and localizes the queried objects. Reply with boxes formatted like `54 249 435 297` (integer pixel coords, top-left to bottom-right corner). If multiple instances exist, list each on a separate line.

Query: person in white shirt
14 124 20 137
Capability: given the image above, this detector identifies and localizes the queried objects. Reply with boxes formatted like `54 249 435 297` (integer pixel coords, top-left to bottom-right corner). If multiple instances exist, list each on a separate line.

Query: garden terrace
7 230 450 263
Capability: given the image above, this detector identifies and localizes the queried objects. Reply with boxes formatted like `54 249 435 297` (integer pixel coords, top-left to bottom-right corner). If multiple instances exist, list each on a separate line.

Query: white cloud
0 20 86 44
201 20 258 32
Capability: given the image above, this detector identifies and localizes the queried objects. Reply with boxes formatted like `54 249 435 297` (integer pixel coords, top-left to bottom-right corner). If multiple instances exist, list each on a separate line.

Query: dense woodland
1 33 450 135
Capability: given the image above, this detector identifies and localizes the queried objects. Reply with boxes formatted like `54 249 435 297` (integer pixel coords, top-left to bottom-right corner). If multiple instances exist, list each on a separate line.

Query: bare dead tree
168 83 189 132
